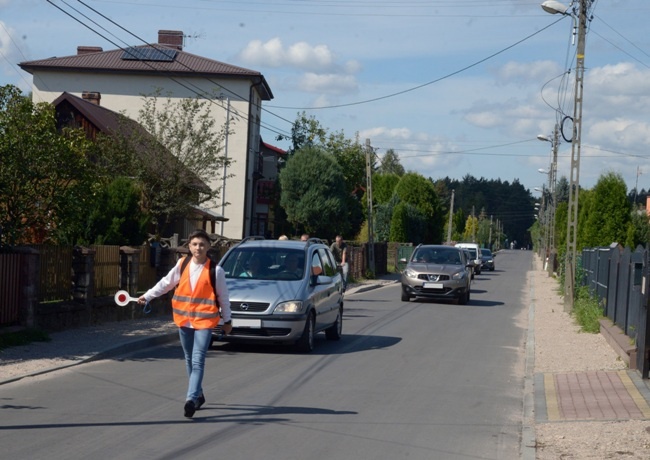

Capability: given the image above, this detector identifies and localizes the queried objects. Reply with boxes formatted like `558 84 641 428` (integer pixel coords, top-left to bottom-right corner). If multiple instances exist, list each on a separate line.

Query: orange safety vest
171 260 220 329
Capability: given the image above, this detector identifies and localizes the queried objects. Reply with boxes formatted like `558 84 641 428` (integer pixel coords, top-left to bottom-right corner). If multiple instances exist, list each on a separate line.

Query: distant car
481 248 495 271
400 244 472 304
461 248 478 279
456 243 482 275
215 237 344 352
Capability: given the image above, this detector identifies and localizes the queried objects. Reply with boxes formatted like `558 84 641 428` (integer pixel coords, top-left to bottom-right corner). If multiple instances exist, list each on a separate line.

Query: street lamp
538 125 560 276
541 0 590 310
541 0 569 15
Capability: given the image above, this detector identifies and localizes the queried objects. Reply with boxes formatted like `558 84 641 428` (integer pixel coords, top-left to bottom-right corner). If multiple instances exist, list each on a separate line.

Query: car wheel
401 287 411 302
325 306 343 340
296 311 315 353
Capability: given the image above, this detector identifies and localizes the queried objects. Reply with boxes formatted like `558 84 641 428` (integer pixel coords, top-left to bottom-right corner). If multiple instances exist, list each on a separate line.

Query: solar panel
121 47 177 62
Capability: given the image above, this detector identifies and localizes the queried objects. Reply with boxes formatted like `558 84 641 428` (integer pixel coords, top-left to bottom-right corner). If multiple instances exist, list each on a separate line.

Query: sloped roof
20 44 273 100
52 92 210 193
261 140 286 156
52 91 132 134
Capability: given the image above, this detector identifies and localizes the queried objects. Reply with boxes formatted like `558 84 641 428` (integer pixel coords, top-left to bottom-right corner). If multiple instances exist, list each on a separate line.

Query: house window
256 181 275 204
254 213 268 236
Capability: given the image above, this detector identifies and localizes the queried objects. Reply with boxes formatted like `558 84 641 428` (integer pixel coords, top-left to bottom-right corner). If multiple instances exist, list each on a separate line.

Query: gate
396 245 414 272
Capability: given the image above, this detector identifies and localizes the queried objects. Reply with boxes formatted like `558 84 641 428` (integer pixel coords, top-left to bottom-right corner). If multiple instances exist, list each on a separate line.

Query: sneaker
196 394 206 410
184 400 196 418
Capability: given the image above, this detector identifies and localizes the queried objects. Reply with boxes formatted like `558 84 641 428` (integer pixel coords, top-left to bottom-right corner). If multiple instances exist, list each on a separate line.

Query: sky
2 0 650 199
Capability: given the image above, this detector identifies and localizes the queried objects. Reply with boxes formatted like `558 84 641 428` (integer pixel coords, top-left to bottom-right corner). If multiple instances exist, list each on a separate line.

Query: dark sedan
480 248 495 271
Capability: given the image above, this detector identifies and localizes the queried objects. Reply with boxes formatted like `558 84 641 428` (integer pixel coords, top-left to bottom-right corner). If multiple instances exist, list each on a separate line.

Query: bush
0 328 51 350
572 285 603 333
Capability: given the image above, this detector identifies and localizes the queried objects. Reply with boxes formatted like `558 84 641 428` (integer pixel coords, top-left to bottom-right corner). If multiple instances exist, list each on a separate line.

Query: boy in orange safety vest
138 229 232 418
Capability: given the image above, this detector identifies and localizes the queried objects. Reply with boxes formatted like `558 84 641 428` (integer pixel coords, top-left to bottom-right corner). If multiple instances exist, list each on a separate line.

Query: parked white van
455 243 482 275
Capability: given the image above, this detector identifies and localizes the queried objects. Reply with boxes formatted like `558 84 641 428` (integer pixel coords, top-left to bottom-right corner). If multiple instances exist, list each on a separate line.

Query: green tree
134 91 231 238
84 177 149 245
628 207 650 247
375 194 400 242
0 85 97 245
393 173 443 243
281 112 366 238
462 215 478 242
377 149 405 176
389 201 427 244
477 216 492 247
581 172 631 248
372 173 400 206
279 145 348 239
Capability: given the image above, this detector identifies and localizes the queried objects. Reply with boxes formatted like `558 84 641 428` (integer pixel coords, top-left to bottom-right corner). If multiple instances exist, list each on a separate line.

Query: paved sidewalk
535 370 650 422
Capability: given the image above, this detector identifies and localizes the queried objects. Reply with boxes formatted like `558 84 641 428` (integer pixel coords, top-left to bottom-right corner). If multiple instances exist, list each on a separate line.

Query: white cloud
495 60 563 86
298 73 358 95
238 37 359 74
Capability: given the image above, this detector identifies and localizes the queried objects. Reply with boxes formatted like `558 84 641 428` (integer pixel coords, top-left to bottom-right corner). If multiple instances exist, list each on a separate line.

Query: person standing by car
330 235 348 292
137 229 232 418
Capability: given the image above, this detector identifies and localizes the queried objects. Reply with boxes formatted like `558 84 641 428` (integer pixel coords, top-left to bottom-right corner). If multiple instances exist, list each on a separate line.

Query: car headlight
452 270 466 280
404 268 418 279
274 300 304 313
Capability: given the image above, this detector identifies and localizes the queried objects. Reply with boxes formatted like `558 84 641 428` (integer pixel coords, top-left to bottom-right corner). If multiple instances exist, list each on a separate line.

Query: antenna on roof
184 30 205 46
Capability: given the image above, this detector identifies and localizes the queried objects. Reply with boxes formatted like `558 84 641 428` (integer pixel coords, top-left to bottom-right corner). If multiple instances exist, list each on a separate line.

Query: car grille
230 327 291 337
417 274 450 281
230 301 270 312
414 286 452 294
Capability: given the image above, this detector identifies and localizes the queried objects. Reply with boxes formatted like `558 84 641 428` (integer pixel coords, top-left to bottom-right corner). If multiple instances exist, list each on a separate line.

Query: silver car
400 245 472 304
216 237 344 352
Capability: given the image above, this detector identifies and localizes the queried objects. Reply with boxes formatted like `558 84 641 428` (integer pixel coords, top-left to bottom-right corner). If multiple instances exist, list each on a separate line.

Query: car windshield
221 247 306 280
481 249 492 257
413 248 462 265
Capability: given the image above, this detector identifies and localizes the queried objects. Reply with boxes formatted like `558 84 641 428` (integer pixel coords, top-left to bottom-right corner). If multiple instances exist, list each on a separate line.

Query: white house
19 30 274 240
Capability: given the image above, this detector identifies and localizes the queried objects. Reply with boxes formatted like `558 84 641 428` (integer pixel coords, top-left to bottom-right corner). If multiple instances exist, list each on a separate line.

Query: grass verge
0 328 51 351
572 285 604 333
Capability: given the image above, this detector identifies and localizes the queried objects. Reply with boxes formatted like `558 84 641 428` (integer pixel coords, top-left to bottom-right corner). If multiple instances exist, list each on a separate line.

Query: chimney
158 30 183 51
77 46 103 55
82 91 101 105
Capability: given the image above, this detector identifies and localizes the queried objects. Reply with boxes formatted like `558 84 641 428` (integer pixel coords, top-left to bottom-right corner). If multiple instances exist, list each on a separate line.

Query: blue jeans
178 327 212 403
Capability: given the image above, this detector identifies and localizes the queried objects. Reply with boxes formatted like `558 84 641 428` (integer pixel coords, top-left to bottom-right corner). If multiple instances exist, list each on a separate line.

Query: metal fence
580 244 649 376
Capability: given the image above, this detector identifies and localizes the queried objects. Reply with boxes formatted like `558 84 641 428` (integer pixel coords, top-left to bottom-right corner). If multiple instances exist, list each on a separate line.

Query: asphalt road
1 250 533 460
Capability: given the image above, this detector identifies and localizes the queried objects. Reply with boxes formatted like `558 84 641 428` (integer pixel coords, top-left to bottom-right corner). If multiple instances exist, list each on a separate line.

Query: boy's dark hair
188 229 211 243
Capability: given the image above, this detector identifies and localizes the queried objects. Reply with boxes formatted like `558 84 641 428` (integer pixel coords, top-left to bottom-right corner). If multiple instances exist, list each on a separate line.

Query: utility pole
547 124 559 276
471 205 476 243
564 0 590 311
447 189 455 243
489 215 493 250
220 97 231 236
365 139 375 276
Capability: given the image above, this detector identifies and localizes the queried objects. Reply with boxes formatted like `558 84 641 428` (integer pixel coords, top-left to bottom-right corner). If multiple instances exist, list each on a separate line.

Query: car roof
416 244 461 250
233 237 328 250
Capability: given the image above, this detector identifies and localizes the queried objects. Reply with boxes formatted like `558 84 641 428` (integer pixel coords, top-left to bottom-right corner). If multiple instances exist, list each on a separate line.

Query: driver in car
283 253 304 277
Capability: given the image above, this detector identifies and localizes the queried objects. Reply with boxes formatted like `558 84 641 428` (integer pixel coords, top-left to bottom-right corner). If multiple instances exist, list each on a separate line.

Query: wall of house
32 71 262 240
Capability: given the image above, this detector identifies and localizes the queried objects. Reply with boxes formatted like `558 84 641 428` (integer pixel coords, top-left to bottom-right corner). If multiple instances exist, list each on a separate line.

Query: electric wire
268 16 566 110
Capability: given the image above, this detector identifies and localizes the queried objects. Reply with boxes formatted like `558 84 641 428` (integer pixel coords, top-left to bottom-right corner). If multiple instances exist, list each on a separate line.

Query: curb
346 279 399 295
0 332 179 386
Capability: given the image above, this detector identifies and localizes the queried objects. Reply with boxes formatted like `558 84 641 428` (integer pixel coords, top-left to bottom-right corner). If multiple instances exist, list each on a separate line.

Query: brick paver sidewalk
535 370 650 422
